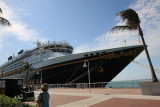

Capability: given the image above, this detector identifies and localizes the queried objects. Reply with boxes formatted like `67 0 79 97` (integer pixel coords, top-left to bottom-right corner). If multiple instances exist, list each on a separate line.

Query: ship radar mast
35 40 41 48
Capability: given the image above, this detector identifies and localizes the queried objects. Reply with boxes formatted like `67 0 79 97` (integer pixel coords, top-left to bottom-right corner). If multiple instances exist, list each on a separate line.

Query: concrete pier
25 88 160 107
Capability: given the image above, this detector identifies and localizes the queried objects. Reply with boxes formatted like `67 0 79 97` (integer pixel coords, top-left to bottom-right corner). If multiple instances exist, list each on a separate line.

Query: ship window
66 46 73 50
62 49 65 52
56 45 62 47
102 52 106 54
90 53 94 56
96 52 100 55
66 50 72 53
84 54 88 57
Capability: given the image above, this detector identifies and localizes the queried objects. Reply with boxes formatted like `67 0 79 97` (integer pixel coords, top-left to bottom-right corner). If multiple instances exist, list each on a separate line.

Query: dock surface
25 88 160 107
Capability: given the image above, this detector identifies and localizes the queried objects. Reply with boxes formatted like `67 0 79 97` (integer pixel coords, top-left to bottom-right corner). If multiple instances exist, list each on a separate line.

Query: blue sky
0 0 160 81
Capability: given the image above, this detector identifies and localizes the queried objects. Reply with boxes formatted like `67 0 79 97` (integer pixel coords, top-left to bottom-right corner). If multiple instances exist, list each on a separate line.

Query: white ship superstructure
0 40 73 79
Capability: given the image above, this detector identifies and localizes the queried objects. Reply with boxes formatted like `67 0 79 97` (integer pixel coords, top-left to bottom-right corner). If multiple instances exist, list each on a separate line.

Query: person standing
36 83 50 107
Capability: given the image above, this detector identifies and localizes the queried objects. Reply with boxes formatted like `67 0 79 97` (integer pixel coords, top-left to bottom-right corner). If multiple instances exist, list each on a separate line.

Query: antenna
36 39 41 47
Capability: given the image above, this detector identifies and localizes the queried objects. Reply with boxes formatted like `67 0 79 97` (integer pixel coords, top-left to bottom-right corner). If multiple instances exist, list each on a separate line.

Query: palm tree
111 8 158 82
0 8 11 26
22 62 32 87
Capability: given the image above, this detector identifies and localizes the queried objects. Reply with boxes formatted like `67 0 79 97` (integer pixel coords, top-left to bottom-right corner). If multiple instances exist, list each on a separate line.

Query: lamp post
83 60 91 93
37 70 42 85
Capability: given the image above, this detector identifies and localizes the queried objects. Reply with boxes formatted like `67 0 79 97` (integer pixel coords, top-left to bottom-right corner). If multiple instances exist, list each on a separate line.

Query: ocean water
105 79 152 88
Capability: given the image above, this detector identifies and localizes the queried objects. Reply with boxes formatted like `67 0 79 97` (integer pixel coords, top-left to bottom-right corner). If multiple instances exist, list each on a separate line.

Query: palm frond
126 21 138 30
111 25 134 33
117 8 140 26
0 17 11 26
0 8 2 13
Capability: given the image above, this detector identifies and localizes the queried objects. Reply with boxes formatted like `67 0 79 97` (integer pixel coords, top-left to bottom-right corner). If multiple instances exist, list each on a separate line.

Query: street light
37 69 42 85
83 60 91 93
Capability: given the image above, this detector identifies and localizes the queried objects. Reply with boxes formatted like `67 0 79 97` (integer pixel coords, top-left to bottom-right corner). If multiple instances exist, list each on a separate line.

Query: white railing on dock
30 81 143 90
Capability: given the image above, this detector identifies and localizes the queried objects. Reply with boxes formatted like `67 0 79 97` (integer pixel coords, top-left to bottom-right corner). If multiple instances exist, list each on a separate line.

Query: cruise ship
0 40 144 85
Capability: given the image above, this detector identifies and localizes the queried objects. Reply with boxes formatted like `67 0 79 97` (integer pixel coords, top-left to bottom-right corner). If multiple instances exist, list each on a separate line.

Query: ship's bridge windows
66 46 73 50
23 50 32 55
52 49 72 53
53 49 59 52
56 45 62 47
66 49 72 53
44 45 55 49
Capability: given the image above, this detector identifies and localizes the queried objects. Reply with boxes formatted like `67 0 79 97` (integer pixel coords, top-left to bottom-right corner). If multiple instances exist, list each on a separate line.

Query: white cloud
74 0 160 61
74 28 140 54
0 1 48 51
130 0 160 58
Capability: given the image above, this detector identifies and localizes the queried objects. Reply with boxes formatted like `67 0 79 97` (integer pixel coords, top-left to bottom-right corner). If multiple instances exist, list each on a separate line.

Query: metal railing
30 81 143 90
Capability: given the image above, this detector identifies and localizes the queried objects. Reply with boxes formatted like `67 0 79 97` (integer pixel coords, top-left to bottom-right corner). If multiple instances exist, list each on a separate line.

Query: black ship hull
32 45 144 85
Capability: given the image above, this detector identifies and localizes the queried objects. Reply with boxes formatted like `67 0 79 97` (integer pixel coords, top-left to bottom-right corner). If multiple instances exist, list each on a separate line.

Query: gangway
133 60 160 73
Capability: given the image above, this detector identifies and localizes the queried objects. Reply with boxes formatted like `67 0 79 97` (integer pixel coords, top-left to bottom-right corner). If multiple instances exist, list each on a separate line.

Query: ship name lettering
101 48 141 59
